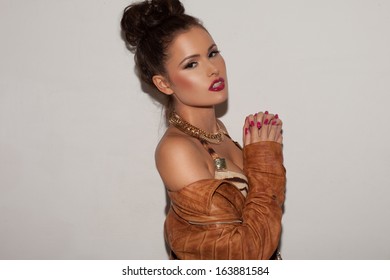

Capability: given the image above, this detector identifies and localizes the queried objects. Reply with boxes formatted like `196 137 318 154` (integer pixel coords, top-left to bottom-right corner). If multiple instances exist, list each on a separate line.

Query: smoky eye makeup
184 61 198 69
208 43 220 56
209 49 220 58
180 45 221 69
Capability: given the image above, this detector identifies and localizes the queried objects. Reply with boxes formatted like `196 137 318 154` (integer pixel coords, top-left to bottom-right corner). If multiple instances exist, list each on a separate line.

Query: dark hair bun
121 0 185 50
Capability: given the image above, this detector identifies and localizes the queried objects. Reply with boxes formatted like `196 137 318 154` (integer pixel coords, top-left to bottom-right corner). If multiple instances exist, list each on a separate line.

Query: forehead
166 26 215 62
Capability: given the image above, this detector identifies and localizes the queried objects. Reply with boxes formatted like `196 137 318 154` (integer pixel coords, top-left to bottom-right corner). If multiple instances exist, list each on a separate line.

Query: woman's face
161 26 228 108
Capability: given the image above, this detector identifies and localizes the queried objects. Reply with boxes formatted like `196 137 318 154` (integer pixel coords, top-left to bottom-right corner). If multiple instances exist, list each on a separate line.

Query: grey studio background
1 0 389 259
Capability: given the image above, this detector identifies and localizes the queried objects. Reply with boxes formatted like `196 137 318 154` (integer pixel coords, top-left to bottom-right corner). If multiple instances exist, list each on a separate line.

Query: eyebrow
178 44 217 67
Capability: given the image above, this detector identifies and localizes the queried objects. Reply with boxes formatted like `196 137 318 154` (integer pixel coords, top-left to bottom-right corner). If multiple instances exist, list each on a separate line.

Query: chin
215 91 228 103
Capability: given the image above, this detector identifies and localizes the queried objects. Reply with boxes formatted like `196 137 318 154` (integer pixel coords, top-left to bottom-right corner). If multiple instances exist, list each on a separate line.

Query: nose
207 61 219 77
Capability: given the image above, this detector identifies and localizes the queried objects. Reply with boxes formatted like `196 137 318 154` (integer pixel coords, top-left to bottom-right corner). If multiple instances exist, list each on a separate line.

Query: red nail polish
265 111 269 115
257 121 262 129
272 120 277 125
264 119 269 125
250 121 255 127
274 114 279 119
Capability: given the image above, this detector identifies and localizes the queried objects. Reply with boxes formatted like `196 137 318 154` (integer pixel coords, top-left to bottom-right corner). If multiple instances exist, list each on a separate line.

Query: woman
121 0 285 260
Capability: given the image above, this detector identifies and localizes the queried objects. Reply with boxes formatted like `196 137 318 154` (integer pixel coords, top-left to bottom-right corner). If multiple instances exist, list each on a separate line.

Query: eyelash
184 62 198 69
209 49 220 58
184 49 221 69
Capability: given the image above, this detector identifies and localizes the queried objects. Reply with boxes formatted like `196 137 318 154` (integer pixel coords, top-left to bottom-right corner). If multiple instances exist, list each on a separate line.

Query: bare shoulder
217 119 229 134
155 128 213 191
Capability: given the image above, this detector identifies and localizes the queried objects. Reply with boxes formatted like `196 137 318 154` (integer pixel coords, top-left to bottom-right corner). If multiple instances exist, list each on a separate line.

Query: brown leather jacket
164 141 286 259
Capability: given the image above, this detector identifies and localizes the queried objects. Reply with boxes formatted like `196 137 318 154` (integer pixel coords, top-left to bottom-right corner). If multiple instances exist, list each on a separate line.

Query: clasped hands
243 111 283 146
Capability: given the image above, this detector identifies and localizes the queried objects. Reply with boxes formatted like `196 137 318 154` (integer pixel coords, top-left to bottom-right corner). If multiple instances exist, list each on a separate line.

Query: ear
152 75 174 95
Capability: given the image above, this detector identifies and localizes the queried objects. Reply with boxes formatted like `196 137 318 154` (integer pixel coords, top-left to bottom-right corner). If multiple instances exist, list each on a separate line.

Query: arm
155 131 214 191
165 112 286 259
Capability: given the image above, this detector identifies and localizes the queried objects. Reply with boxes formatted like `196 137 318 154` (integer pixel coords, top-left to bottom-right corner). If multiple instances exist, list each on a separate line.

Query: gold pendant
214 158 227 171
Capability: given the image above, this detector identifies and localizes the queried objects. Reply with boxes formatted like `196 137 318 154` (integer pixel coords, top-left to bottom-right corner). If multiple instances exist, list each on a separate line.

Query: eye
209 49 220 58
184 61 198 69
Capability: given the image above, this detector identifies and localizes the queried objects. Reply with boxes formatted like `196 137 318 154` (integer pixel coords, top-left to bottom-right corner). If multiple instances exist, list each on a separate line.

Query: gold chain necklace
168 111 224 144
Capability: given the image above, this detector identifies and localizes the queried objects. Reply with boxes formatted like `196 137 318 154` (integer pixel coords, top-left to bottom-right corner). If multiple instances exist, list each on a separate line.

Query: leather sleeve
165 141 286 259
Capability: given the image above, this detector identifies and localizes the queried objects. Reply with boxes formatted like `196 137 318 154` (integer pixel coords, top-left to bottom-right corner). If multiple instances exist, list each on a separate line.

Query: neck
174 107 218 133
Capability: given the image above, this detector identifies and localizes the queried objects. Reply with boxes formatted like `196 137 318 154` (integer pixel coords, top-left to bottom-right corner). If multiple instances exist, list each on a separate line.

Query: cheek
218 57 227 73
171 73 199 91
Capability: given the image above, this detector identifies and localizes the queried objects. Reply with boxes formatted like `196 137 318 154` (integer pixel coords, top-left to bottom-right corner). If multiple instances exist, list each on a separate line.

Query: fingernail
245 128 249 135
257 121 262 129
265 111 269 115
264 119 269 125
274 114 279 119
272 120 277 125
250 121 255 127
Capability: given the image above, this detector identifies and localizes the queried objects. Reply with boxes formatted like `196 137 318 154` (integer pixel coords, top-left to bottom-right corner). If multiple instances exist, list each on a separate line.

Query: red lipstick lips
209 78 225 92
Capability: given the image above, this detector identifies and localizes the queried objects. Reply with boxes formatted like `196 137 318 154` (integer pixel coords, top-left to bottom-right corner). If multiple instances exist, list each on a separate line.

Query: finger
276 134 283 144
269 117 281 141
242 116 250 146
248 114 259 143
254 112 264 138
259 111 272 141
273 116 283 142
